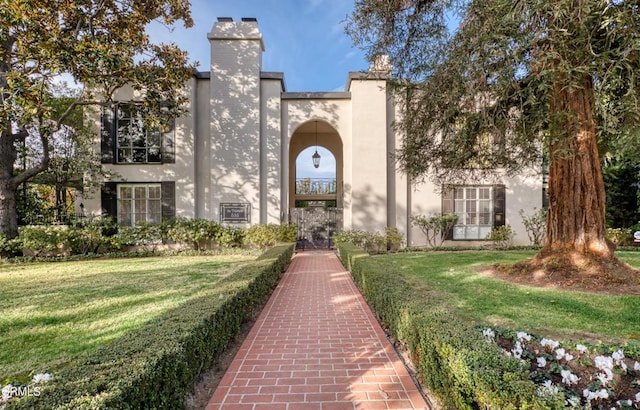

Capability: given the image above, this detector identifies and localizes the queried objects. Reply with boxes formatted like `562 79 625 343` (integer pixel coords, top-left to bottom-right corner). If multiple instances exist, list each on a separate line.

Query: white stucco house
79 17 544 247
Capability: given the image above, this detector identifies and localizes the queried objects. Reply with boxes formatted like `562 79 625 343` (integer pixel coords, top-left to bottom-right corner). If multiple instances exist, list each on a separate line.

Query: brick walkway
206 250 429 410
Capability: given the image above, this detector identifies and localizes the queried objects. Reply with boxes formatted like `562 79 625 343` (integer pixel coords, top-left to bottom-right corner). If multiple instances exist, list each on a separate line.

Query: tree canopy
0 0 196 238
347 0 640 261
348 0 640 183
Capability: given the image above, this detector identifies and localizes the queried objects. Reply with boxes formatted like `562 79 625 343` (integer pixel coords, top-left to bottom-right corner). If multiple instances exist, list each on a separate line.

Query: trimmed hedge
8 244 294 410
337 243 564 409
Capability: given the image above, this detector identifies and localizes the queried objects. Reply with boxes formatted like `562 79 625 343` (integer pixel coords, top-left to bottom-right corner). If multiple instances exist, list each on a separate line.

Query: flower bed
484 327 640 409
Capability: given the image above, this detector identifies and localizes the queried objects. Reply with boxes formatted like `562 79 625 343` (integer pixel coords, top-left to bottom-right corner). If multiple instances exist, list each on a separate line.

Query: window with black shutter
100 103 175 164
101 106 115 164
101 181 176 225
442 186 455 240
161 181 176 221
101 182 118 220
442 184 507 240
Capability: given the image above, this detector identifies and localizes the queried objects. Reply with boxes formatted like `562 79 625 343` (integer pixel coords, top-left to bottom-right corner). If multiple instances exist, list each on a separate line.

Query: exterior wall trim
282 92 351 100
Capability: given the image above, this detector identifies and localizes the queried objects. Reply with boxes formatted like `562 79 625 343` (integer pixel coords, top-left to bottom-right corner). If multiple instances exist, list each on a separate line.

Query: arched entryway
288 120 344 247
288 120 343 210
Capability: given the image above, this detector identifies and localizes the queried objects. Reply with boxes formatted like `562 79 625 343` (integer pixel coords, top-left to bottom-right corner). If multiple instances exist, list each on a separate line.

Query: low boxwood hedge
337 243 564 409
8 244 294 410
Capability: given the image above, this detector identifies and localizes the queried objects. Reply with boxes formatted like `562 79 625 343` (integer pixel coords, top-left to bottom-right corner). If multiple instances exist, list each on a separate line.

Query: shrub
384 227 405 251
333 229 393 253
244 224 280 249
332 229 369 247
362 231 387 253
606 227 634 246
7 244 295 410
20 225 69 256
0 234 23 256
215 225 245 248
166 218 221 250
337 243 564 409
116 221 165 247
243 224 298 249
519 208 547 246
411 213 458 247
64 218 121 254
66 225 119 255
485 225 515 247
276 223 298 243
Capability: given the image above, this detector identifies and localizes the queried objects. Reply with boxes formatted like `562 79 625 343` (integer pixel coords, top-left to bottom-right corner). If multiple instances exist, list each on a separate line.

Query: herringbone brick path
206 250 428 410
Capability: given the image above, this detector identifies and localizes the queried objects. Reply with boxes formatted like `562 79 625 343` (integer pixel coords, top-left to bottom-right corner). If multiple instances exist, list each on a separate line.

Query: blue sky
149 0 369 92
149 0 364 178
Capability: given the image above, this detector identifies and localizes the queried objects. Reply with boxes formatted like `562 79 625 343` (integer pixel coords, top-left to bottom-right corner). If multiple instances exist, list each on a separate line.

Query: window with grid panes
453 186 493 240
117 184 162 226
116 103 162 163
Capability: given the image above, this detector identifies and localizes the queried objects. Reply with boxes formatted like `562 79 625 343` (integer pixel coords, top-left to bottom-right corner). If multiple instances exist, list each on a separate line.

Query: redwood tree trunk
545 74 613 258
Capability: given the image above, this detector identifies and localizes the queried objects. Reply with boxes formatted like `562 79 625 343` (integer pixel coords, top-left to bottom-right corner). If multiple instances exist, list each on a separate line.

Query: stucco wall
81 82 196 220
260 76 284 223
208 20 263 225
348 76 390 232
407 169 544 247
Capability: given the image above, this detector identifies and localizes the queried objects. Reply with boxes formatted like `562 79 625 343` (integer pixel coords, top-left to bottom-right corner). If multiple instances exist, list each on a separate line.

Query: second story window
101 102 175 165
116 103 162 163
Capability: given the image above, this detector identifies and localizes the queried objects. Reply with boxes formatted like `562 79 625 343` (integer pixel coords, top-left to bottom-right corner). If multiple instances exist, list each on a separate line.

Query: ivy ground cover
0 253 257 382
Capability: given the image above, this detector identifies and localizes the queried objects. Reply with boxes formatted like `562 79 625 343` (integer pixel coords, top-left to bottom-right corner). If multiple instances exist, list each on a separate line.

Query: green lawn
376 250 640 342
0 254 256 381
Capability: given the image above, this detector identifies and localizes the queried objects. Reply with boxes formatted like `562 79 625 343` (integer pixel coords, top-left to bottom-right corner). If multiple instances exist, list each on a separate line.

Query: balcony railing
295 178 337 195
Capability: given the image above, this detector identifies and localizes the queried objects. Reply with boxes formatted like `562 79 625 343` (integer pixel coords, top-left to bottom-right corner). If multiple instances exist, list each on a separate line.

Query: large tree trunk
0 179 18 239
0 132 19 239
545 74 613 258
506 74 640 292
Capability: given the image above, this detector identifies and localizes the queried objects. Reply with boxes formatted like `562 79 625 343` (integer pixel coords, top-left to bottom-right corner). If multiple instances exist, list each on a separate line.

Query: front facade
81 18 544 247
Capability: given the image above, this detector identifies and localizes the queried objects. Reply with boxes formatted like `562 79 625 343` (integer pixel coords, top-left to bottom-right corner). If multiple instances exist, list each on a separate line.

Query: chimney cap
217 17 233 22
241 17 258 22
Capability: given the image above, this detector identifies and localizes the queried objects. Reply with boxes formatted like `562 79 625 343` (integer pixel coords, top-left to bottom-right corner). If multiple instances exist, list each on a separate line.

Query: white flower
541 338 559 349
537 357 547 368
595 355 614 372
634 361 640 371
584 388 609 402
612 350 625 362
566 396 581 408
617 400 633 406
555 348 566 360
576 344 588 354
512 341 524 358
483 328 495 342
537 380 559 397
636 392 640 403
517 331 531 342
32 373 52 384
561 369 580 385
596 371 614 386
564 353 574 361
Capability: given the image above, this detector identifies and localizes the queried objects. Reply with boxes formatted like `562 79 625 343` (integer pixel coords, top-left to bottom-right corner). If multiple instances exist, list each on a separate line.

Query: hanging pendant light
312 120 321 168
